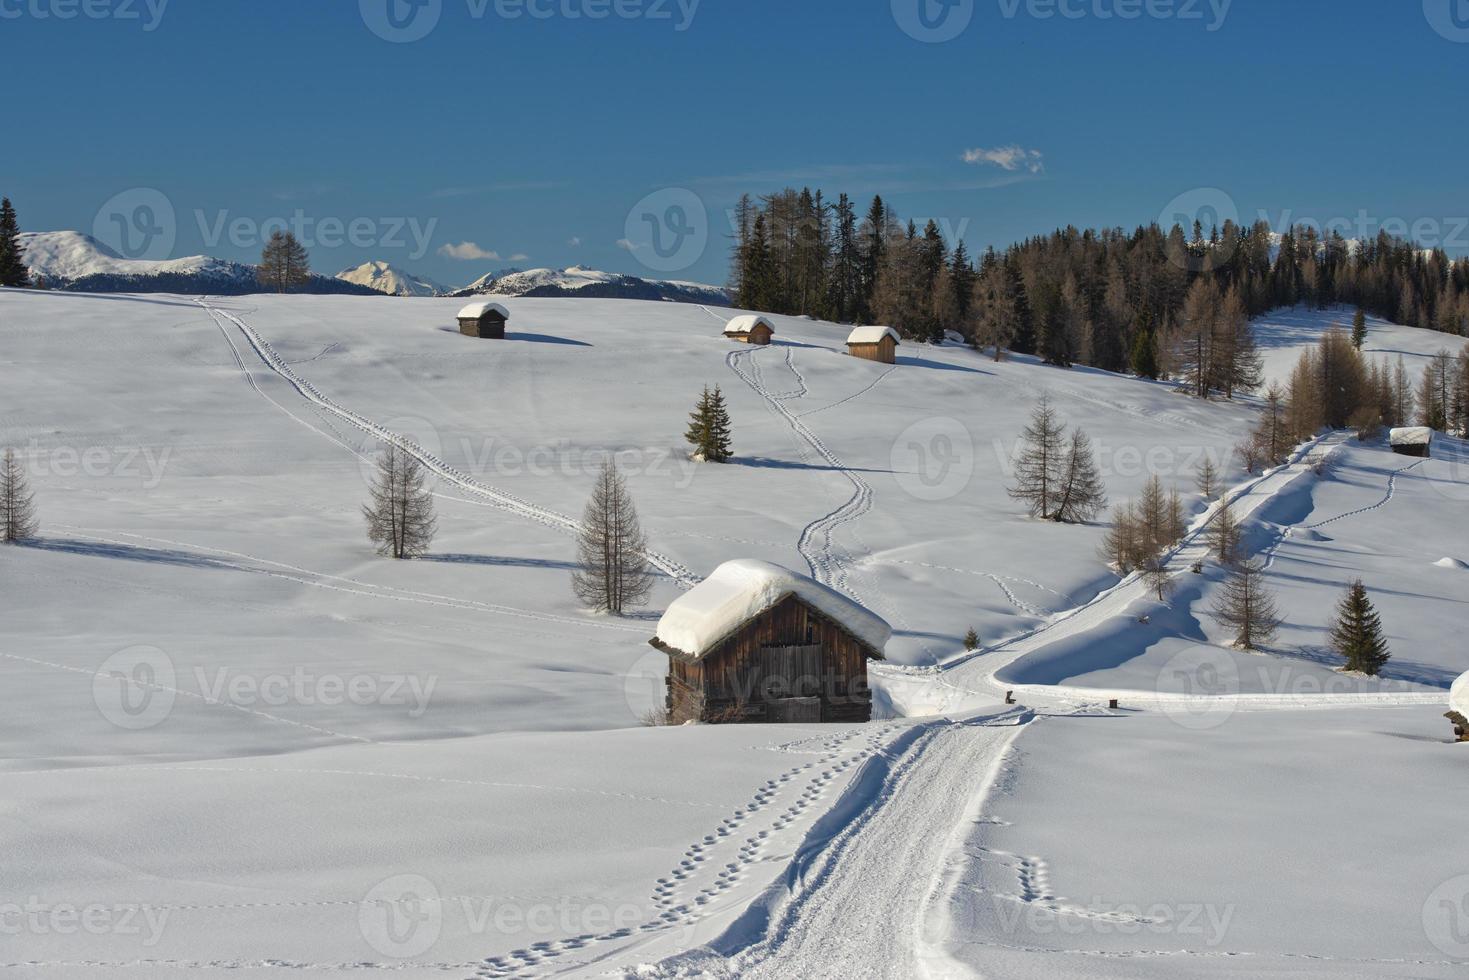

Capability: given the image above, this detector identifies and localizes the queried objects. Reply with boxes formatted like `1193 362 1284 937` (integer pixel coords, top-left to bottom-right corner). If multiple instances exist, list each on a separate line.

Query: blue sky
6 0 1468 287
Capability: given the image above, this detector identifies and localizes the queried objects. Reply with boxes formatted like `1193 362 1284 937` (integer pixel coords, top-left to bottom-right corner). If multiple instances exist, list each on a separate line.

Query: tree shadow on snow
1269 644 1459 689
894 354 992 376
433 326 591 347
20 538 230 570
732 456 897 475
419 553 580 571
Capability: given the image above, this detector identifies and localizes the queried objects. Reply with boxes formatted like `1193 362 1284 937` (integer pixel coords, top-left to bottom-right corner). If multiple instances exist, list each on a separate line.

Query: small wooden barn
457 301 510 339
1390 427 1432 458
650 560 890 725
724 314 775 346
847 326 900 364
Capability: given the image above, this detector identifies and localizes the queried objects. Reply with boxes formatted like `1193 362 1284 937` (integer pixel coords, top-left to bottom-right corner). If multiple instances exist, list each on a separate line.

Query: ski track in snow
919 433 1447 713
196 299 700 590
630 711 1031 980
469 726 905 979
795 366 896 419
865 557 1069 620
725 347 873 600
1303 458 1425 529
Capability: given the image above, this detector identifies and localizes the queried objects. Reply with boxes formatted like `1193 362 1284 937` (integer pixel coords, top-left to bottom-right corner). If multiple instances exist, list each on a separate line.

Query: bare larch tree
572 459 653 615
257 230 312 293
1209 498 1242 566
1213 559 1282 650
1050 428 1107 524
1008 395 1065 520
1195 456 1219 500
363 443 437 559
1 448 39 542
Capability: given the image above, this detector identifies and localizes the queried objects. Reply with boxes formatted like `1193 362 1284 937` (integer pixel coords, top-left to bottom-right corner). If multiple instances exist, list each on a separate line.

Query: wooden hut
724 314 775 346
457 301 510 339
846 326 900 364
650 560 890 724
1389 427 1432 458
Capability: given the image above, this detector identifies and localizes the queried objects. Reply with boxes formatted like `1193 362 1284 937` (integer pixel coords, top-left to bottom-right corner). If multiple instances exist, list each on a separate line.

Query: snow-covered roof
724 314 774 336
1453 672 1469 718
653 560 891 661
457 300 509 320
1390 427 1432 446
847 326 901 346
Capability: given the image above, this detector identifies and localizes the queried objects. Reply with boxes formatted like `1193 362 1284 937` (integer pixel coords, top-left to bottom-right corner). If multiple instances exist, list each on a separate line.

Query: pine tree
0 198 30 289
706 386 733 462
685 386 732 462
1328 580 1391 676
1130 314 1160 379
1351 308 1367 350
1 448 39 542
1008 395 1066 520
256 230 311 293
362 443 437 559
1050 427 1107 523
685 386 711 459
963 627 979 652
572 460 653 615
1213 559 1282 651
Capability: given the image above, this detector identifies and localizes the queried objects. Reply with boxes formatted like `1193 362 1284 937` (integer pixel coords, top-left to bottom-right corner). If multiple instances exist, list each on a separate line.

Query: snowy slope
2 291 1464 978
451 265 731 305
20 230 377 296
1256 305 1465 387
336 260 446 297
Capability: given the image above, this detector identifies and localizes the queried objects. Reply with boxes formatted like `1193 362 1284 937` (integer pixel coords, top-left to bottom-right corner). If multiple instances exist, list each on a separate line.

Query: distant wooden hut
724 314 774 346
846 326 900 364
1390 427 1432 458
650 560 889 724
457 301 510 339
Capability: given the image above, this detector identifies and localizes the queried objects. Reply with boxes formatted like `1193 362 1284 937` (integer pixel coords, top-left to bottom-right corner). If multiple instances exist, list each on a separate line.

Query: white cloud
567 236 581 247
962 145 1045 174
438 241 500 261
509 253 529 262
617 239 641 253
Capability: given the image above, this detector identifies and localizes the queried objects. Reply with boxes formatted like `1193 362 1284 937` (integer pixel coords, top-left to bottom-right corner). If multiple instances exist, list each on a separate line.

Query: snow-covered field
1 289 1464 978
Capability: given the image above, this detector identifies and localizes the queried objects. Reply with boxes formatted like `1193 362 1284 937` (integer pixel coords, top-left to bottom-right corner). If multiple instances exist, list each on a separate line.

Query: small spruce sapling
1328 580 1391 676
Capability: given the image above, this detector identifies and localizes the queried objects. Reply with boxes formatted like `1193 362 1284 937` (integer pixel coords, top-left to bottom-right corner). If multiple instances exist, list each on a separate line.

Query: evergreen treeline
730 188 1469 378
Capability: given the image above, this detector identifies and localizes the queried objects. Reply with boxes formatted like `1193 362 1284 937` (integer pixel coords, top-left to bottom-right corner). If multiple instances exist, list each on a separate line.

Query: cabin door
761 644 823 722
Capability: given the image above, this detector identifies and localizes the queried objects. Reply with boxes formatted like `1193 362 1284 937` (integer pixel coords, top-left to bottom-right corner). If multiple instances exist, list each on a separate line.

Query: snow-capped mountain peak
450 265 730 305
335 261 446 298
18 230 377 296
